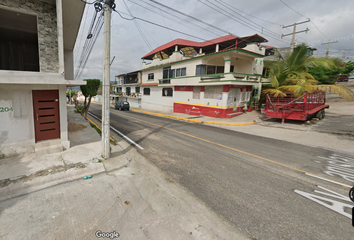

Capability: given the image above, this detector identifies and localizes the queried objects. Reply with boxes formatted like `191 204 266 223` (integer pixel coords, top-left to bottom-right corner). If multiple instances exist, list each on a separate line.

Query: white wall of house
138 42 265 116
0 84 69 157
141 87 174 113
0 0 84 157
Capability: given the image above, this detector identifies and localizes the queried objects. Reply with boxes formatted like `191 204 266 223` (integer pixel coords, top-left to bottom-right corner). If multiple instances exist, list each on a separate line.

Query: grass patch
89 122 117 145
74 104 83 113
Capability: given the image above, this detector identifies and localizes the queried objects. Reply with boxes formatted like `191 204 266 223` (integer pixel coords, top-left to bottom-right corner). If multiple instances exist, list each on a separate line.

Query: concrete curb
92 102 255 126
130 108 256 126
0 161 106 202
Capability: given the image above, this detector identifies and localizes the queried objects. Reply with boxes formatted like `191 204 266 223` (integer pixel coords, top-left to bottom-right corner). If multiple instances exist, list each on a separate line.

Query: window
162 88 173 97
143 88 150 95
216 66 224 73
196 64 224 75
262 67 270 77
175 67 186 77
162 67 186 79
0 8 39 71
163 67 171 79
207 65 216 74
204 86 223 99
135 87 140 93
126 87 131 96
196 64 207 75
148 73 154 80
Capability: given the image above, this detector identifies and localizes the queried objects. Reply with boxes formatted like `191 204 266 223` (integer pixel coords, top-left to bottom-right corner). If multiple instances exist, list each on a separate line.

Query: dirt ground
68 122 87 132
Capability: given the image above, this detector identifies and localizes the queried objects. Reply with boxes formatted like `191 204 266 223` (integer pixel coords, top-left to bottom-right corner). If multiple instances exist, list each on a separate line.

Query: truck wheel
321 110 325 119
316 110 323 120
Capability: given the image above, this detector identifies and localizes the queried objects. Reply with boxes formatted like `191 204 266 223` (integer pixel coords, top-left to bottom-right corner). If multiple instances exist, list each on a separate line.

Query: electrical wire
74 4 89 68
211 0 285 38
279 0 307 18
127 0 271 49
127 0 220 38
122 0 153 50
198 0 289 45
75 11 104 79
217 0 281 26
113 9 212 42
144 0 233 36
279 0 329 39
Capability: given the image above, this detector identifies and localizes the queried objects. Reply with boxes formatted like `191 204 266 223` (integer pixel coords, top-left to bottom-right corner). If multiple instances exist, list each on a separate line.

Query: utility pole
321 39 338 57
102 0 114 159
282 19 310 51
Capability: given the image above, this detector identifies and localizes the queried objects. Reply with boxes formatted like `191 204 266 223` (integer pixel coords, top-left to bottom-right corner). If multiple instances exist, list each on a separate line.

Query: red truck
265 91 329 123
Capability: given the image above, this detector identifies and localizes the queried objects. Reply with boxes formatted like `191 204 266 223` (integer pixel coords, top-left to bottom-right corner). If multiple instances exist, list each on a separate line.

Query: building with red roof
119 33 269 118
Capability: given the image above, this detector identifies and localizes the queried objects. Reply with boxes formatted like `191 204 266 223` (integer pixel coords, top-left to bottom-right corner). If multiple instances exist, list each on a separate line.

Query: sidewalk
0 105 249 240
1 101 353 239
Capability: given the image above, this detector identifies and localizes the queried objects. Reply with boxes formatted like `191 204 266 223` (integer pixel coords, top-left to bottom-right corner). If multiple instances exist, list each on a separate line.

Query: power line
217 0 282 26
279 0 328 39
74 4 89 67
127 0 219 38
198 0 289 44
279 0 307 19
211 0 286 39
157 6 173 40
145 0 233 36
113 9 213 42
113 8 271 53
122 0 152 50
76 13 104 79
75 9 104 79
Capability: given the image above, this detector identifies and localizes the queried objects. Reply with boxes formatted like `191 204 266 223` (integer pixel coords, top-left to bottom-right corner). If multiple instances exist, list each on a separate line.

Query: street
89 103 354 240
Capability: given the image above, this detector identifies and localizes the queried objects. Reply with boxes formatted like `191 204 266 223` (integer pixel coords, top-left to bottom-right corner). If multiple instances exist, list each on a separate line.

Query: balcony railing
159 79 171 84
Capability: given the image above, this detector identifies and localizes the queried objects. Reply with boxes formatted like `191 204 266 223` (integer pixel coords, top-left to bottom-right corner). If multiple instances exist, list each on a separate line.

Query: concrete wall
141 87 174 113
0 0 59 73
0 84 68 157
64 49 74 80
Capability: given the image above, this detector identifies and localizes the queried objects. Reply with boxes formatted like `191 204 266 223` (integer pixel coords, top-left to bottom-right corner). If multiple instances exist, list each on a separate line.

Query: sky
73 0 354 82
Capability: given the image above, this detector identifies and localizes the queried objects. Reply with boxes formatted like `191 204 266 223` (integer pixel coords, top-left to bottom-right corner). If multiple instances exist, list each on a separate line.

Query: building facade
113 71 142 108
0 0 85 157
139 34 268 118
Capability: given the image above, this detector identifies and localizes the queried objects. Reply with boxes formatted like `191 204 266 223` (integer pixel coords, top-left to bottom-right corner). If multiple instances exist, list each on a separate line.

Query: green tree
66 89 77 103
308 58 342 84
263 44 354 99
80 79 100 119
308 59 354 84
343 61 354 75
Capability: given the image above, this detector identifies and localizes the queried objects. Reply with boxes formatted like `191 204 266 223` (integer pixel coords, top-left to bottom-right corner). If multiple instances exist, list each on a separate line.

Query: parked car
335 74 349 82
115 101 130 110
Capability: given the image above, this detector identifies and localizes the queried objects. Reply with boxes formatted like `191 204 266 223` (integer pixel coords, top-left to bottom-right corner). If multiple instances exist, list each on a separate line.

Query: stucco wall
0 84 66 157
0 0 59 73
141 87 174 113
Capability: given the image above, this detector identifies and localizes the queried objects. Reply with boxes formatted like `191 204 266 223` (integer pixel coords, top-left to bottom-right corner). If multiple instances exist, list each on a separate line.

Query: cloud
74 0 354 82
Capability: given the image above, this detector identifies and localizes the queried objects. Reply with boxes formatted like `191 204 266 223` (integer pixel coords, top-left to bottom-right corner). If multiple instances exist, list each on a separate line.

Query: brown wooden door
32 90 60 142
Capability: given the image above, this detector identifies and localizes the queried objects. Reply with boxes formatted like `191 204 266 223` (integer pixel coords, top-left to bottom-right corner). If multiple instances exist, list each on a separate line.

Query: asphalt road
89 104 354 240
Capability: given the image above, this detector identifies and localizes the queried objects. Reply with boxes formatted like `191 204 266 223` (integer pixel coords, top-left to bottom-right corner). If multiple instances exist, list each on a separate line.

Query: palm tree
263 44 354 99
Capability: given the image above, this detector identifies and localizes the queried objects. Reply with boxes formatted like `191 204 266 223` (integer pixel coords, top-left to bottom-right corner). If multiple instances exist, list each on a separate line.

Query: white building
0 0 86 157
114 71 142 108
139 34 268 118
